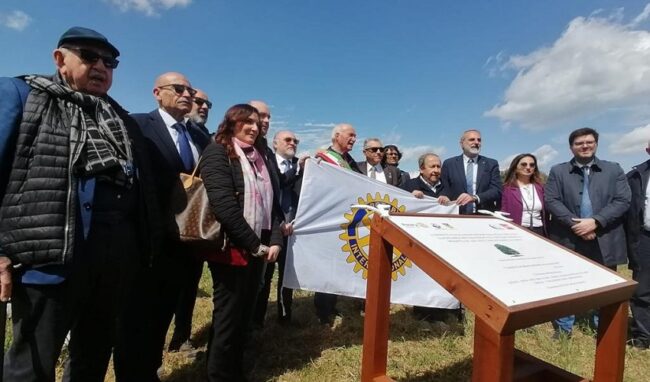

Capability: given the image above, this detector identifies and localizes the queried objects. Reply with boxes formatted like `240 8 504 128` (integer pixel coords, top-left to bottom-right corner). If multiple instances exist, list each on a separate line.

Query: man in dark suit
545 127 630 338
114 72 211 381
168 88 213 352
404 153 461 322
439 129 502 214
625 140 650 349
253 130 304 326
358 138 400 186
187 88 211 135
404 153 444 198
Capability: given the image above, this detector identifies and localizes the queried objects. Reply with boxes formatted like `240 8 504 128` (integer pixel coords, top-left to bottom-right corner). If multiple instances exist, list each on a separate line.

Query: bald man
188 88 211 135
115 72 211 380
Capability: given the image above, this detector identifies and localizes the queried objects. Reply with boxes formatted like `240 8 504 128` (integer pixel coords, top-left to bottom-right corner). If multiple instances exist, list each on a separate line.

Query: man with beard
0 26 160 382
439 129 502 214
188 88 211 135
253 130 305 327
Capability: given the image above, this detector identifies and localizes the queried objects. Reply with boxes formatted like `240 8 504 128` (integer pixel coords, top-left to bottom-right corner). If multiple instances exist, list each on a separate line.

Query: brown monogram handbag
175 158 225 251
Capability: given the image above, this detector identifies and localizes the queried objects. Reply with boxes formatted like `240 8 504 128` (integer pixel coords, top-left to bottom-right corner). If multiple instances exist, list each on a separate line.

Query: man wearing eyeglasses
545 127 630 338
358 138 399 186
115 72 211 380
188 88 211 135
166 88 213 353
253 130 306 327
0 27 161 381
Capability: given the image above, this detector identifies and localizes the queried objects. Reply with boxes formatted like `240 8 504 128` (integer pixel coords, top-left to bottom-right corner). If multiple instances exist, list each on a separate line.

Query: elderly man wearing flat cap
0 27 160 382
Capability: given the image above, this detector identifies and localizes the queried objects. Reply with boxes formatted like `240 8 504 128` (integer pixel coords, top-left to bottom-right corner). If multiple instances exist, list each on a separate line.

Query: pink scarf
232 138 273 234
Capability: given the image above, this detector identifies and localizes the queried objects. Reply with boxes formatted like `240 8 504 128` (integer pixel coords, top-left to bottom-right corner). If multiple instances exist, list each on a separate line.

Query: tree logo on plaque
339 193 411 280
494 244 522 257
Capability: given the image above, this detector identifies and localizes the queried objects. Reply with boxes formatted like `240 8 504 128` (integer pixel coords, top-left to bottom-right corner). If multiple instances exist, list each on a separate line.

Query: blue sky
2 0 650 174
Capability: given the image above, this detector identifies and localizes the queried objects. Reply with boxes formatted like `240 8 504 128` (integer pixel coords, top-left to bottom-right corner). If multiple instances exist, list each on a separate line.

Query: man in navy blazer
439 129 502 214
115 72 211 381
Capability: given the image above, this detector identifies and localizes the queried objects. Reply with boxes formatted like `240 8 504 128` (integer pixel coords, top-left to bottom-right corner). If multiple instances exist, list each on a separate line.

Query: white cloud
303 122 336 128
0 10 32 31
499 144 559 173
400 145 446 162
106 0 191 16
609 124 650 154
485 6 650 130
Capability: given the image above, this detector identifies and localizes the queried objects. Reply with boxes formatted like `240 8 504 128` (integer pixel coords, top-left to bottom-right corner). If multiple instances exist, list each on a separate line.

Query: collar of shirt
420 175 440 191
366 162 383 173
158 108 199 162
275 153 294 174
463 154 478 165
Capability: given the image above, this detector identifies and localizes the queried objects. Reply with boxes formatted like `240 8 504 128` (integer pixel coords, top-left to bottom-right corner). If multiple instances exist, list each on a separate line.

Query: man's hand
580 232 597 241
455 193 475 206
266 245 281 263
571 218 598 237
411 190 424 199
298 155 309 169
437 195 451 205
281 222 294 236
0 257 13 302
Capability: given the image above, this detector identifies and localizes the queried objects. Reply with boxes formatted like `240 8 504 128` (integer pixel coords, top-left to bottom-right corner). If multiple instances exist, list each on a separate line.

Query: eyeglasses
385 152 399 156
519 162 536 168
62 46 119 69
158 84 197 97
283 137 300 144
365 147 384 153
194 97 212 109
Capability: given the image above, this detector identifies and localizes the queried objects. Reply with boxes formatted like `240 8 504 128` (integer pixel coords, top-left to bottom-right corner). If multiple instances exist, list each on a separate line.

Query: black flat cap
57 26 120 57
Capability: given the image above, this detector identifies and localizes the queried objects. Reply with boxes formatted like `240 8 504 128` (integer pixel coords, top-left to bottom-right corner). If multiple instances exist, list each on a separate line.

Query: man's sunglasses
158 84 197 97
194 97 212 109
365 147 384 153
63 46 119 69
283 137 300 144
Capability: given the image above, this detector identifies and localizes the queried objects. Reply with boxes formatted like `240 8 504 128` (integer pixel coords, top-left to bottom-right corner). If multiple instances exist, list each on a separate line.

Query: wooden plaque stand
361 213 637 382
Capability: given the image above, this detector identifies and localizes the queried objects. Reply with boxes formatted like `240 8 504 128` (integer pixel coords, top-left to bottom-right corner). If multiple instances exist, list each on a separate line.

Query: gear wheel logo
339 192 411 281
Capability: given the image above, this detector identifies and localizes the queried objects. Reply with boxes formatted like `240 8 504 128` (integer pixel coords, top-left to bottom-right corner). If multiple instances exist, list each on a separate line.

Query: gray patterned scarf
24 74 134 186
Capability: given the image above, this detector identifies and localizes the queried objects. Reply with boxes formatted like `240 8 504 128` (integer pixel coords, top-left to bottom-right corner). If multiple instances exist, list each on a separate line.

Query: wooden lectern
361 213 637 382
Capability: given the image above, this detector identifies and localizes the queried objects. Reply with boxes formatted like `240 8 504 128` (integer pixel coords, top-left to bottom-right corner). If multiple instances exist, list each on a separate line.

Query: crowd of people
0 26 649 382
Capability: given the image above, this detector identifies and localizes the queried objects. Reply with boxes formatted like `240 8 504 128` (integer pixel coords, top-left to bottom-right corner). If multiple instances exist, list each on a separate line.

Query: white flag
284 159 460 308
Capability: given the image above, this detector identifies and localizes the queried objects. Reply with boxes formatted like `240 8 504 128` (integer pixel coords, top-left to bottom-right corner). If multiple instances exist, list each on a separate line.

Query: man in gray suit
357 138 399 186
545 127 631 338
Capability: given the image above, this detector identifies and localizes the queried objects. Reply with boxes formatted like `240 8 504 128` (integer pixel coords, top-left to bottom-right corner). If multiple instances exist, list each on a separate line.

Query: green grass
5 266 650 381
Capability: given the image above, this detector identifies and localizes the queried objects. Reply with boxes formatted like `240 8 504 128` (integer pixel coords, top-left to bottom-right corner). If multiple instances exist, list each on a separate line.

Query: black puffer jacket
199 142 283 253
0 76 162 266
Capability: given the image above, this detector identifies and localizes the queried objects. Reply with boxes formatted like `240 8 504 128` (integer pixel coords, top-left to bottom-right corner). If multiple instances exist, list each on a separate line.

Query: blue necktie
174 122 194 172
580 166 593 218
281 160 295 218
466 158 475 212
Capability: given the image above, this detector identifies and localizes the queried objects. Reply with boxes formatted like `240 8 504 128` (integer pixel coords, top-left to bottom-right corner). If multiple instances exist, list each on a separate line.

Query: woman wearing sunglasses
199 104 283 381
501 153 547 236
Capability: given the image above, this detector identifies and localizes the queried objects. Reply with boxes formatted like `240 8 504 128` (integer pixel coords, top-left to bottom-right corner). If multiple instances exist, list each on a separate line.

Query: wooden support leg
472 317 514 382
593 301 628 382
361 227 394 382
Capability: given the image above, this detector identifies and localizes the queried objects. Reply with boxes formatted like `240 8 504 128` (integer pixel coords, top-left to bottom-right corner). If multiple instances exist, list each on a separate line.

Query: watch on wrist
252 244 269 258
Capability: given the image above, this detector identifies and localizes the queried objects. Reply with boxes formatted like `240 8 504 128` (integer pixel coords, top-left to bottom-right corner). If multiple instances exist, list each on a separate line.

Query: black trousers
113 243 193 382
207 257 266 382
3 207 139 382
169 256 204 347
252 236 293 326
314 292 338 320
631 231 650 342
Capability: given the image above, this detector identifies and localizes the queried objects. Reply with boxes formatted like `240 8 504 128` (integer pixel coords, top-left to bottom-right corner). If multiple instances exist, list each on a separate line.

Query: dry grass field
4 266 648 381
